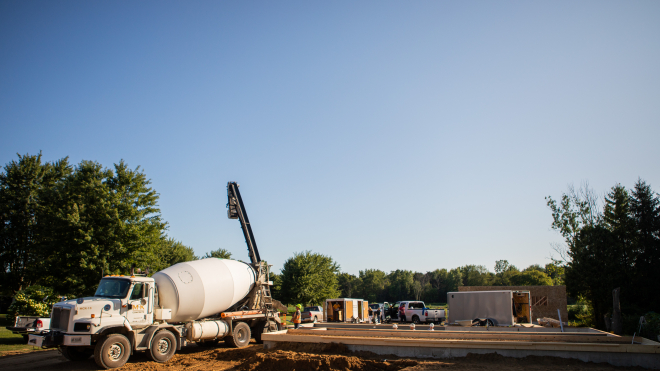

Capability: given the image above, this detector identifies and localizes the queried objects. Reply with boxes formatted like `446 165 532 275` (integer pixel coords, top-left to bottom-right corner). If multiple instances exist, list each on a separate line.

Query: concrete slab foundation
342 344 660 370
262 328 660 369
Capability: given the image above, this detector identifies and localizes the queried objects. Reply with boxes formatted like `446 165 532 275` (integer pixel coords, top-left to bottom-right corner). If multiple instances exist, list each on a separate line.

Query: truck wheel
94 334 131 369
147 330 177 363
313 316 318 323
412 315 420 324
60 346 93 361
225 322 251 348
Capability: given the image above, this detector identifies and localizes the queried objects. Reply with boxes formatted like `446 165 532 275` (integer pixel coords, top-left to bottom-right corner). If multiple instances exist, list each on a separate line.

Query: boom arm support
227 182 261 265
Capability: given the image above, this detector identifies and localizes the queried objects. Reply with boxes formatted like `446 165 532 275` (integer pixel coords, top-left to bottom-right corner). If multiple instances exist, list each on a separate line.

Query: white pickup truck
397 301 445 324
301 306 323 323
6 316 51 341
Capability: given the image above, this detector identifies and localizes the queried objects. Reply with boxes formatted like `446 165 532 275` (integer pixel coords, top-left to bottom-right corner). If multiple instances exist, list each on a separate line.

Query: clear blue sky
2 1 659 276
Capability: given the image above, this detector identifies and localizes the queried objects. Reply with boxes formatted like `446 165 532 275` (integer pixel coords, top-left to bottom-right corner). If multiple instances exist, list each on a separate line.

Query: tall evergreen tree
630 179 660 310
0 153 71 295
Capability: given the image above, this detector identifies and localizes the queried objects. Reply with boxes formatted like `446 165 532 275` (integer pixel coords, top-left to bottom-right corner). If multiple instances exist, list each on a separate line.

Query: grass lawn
0 327 46 356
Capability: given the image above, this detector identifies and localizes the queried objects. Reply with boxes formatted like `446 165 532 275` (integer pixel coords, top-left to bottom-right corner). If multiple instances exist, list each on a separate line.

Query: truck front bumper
27 331 65 348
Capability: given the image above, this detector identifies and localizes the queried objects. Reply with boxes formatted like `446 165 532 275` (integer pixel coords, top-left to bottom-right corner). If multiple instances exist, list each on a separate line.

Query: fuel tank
153 258 256 322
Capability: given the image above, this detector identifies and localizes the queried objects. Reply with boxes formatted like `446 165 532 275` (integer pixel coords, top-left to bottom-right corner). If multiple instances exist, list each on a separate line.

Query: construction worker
332 302 341 322
293 304 302 329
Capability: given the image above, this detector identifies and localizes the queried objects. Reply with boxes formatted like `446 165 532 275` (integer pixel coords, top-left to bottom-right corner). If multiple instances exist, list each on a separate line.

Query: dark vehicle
382 301 402 323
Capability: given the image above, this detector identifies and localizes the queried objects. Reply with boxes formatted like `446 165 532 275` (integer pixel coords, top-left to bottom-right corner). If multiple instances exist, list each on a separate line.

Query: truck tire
412 315 420 324
147 330 177 363
313 316 318 323
60 346 93 361
225 322 251 348
94 334 131 369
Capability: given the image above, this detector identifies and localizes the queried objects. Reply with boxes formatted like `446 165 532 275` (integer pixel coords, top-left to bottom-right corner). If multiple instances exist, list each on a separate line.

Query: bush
7 286 60 325
642 312 660 341
567 297 595 328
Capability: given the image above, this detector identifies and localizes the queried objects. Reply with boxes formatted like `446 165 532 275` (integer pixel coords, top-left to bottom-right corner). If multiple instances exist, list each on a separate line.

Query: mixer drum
153 258 256 322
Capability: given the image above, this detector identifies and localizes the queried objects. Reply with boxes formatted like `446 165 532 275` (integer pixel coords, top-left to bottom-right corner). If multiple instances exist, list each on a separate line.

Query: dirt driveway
0 341 646 371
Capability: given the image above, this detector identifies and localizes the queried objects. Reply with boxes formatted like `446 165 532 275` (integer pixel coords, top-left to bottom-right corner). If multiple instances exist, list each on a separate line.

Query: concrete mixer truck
27 182 283 369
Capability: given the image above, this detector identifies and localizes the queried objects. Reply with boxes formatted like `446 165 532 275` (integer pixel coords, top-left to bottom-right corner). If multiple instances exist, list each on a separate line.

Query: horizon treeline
328 260 562 305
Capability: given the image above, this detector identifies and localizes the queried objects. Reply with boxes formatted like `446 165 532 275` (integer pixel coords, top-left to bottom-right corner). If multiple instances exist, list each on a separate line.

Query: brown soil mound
233 343 416 371
235 350 416 371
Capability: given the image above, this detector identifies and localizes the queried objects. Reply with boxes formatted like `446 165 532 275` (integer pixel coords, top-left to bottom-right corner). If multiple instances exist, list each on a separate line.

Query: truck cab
29 275 177 369
43 275 156 341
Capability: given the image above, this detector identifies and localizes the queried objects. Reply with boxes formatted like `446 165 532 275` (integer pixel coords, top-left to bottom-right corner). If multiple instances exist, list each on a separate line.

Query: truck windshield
94 279 131 299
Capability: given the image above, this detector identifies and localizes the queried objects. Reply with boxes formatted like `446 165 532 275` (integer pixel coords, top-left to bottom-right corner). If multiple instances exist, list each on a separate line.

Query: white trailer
447 290 531 326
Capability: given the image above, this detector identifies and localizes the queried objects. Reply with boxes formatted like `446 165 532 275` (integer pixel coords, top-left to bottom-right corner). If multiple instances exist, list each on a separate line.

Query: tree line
270 253 561 307
546 179 660 331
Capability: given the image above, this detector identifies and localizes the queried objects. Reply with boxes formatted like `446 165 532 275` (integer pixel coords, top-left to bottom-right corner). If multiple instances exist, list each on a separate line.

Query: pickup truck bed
6 316 50 339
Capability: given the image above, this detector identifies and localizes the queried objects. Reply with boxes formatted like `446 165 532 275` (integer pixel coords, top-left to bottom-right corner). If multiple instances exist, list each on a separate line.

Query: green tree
630 179 660 310
523 264 544 273
44 160 167 297
278 251 340 306
544 260 565 285
565 224 616 329
494 260 514 274
7 285 60 324
337 272 361 298
546 183 601 261
459 265 494 286
158 238 197 269
0 153 71 295
386 270 414 301
204 248 232 259
269 271 282 299
510 270 553 286
358 269 387 303
556 182 656 330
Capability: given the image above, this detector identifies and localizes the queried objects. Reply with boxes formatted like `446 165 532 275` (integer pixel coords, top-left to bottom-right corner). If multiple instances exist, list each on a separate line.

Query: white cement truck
28 182 282 369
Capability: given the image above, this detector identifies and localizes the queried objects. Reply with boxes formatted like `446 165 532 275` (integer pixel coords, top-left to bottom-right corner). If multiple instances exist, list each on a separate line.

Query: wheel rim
237 328 247 343
157 338 171 354
313 317 317 323
107 343 124 361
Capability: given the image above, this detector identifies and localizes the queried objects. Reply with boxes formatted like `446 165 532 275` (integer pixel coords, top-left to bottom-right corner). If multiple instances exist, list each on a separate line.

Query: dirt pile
233 343 417 371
